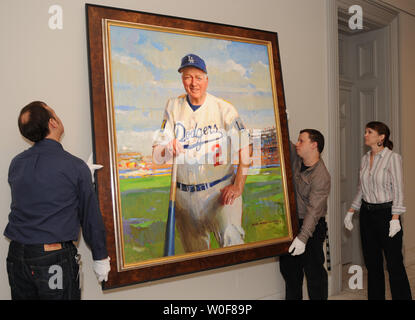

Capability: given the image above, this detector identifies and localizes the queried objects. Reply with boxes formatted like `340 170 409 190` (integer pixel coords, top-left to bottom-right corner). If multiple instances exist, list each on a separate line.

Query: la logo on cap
178 53 207 73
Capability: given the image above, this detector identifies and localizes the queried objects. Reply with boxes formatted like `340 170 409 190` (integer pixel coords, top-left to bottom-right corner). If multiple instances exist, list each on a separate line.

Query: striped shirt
351 147 405 215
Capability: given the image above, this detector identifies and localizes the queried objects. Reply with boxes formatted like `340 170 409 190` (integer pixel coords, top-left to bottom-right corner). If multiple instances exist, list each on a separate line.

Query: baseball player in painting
152 54 251 253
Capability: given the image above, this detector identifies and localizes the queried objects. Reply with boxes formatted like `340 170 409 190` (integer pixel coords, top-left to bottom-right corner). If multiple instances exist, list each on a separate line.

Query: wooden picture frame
86 3 297 289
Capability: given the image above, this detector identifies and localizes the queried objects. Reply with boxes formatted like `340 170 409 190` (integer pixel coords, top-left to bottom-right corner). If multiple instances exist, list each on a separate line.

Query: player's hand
166 139 184 157
220 184 242 206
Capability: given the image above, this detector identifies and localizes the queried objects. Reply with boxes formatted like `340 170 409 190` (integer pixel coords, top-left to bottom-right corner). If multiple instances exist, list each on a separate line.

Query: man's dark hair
300 129 325 153
18 101 52 142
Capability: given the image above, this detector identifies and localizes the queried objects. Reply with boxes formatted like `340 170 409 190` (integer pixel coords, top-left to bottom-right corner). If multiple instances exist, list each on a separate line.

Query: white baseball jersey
153 92 249 252
153 92 249 185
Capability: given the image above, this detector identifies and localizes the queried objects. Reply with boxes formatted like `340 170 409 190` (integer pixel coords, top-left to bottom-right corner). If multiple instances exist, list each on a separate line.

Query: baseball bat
164 154 178 256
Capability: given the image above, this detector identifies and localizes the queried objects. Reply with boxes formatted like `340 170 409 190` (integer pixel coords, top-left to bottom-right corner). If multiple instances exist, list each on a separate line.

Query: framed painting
86 4 297 289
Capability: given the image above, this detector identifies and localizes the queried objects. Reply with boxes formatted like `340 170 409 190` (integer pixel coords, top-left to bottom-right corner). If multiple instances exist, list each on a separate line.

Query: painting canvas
86 4 297 289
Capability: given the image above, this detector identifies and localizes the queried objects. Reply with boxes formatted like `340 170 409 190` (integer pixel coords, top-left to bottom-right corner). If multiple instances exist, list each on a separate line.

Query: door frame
326 0 399 295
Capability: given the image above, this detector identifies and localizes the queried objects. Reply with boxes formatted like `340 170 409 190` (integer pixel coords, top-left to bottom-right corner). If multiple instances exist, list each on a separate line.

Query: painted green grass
120 167 288 265
120 174 172 192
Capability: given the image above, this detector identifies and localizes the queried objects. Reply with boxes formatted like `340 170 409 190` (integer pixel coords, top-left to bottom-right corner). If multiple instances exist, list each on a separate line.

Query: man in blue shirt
4 101 110 299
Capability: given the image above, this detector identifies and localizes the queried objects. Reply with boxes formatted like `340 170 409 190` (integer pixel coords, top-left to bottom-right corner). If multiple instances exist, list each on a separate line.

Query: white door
351 27 390 153
339 26 391 266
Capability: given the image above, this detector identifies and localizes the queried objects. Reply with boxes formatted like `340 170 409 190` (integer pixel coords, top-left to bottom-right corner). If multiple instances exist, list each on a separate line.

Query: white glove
389 219 401 238
289 237 306 256
344 211 354 231
93 256 111 282
87 154 103 183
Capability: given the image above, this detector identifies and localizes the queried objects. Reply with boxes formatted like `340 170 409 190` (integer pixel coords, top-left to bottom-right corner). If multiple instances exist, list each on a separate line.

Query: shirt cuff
351 201 361 211
392 205 406 215
92 247 109 261
297 230 310 244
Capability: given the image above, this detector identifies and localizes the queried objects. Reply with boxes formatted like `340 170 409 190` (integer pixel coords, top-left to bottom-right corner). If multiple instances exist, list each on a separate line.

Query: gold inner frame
101 18 293 271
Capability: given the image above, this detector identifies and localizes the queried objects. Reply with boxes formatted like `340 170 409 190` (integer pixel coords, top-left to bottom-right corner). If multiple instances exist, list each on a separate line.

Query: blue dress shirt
4 139 108 260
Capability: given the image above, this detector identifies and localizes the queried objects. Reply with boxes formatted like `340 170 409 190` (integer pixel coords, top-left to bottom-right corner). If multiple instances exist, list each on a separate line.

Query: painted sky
109 24 277 154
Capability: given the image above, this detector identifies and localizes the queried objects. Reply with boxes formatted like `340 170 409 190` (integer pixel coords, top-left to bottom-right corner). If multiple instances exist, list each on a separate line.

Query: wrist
236 180 246 193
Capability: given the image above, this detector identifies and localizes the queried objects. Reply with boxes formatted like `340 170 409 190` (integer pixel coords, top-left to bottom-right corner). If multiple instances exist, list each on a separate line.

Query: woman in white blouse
344 121 411 300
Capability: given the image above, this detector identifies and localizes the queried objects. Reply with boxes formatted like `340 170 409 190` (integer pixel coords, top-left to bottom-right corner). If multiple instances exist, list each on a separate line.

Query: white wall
398 12 415 266
380 0 415 266
0 0 331 299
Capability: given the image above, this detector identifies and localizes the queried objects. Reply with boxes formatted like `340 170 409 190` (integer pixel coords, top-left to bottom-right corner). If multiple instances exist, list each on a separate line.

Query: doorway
335 0 400 288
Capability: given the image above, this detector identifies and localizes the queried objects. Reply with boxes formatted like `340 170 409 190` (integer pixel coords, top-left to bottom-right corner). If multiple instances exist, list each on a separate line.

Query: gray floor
329 263 415 300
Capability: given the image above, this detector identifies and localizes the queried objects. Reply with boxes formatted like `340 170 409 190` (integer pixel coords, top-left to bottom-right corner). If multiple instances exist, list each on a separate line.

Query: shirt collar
299 158 322 172
365 146 390 158
379 147 390 157
34 138 63 150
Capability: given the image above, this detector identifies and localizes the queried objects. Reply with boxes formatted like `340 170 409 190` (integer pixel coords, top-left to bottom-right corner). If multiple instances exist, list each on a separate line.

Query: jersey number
212 144 222 166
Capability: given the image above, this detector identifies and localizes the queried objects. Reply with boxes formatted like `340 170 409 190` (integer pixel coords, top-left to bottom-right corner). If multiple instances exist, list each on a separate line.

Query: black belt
177 173 233 192
11 241 74 250
361 200 392 211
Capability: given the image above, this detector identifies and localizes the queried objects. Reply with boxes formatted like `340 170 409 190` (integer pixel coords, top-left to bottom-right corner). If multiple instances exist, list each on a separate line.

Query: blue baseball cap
178 54 207 74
